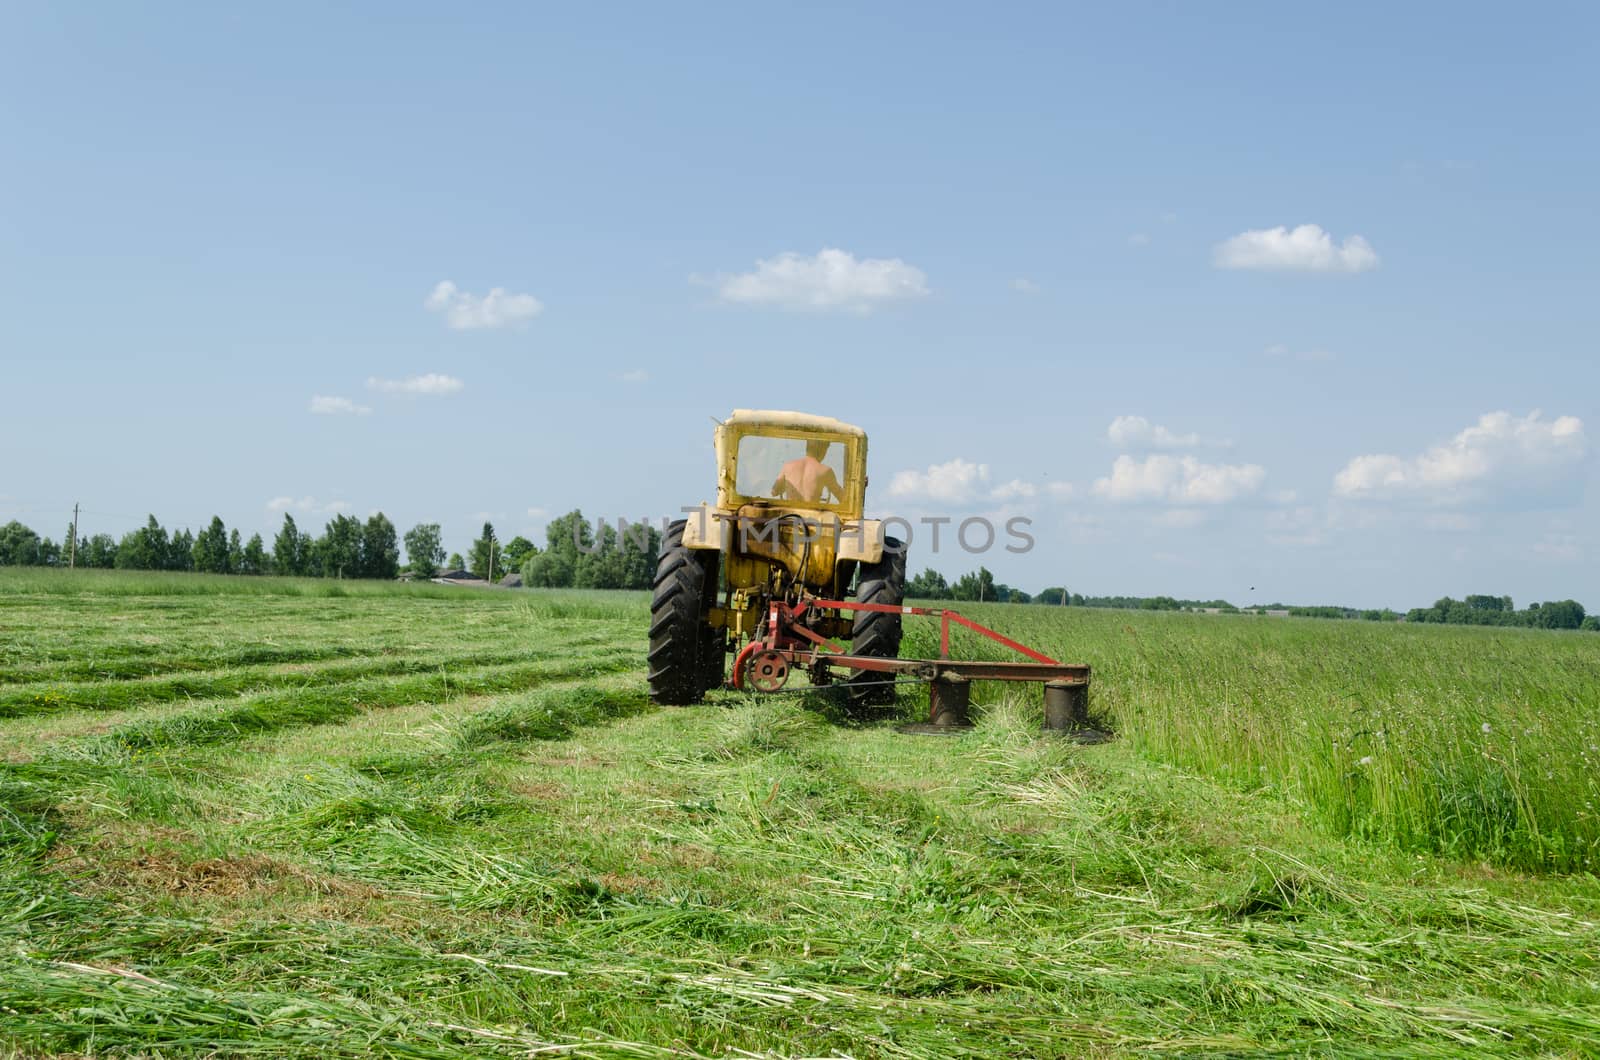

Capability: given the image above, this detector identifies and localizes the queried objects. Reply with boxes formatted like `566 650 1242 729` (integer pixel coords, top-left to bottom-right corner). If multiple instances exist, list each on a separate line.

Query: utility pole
69 503 79 569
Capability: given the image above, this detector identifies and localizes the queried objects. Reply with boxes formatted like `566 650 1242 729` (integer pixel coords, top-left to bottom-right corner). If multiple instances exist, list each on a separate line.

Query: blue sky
2 2 1596 608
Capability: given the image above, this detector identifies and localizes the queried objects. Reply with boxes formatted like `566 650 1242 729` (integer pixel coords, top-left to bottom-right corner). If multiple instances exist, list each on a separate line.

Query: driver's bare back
772 441 842 503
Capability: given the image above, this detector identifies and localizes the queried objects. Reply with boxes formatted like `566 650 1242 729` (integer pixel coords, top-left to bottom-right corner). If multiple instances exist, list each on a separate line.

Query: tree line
0 514 403 579
1405 594 1594 631
5 515 1594 630
0 509 665 591
904 566 1597 631
907 567 1240 611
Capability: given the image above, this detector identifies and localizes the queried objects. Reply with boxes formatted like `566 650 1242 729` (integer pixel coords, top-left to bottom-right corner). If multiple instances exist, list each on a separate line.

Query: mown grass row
5 680 1599 1056
0 643 632 719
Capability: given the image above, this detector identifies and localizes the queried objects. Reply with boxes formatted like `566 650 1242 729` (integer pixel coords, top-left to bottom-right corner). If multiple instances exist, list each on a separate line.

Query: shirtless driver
771 440 843 504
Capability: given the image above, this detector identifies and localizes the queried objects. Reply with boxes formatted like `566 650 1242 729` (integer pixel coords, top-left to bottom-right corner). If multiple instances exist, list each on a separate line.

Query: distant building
430 568 494 588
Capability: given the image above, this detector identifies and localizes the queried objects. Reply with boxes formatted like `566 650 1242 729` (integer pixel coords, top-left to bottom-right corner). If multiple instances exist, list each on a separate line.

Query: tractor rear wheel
849 536 906 708
648 519 721 705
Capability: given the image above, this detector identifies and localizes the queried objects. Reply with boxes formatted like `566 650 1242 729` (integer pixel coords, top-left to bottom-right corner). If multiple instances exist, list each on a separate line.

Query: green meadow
3 568 1598 1055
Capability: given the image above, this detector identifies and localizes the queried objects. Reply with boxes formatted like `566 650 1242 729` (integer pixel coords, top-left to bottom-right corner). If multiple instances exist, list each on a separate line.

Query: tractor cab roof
724 409 866 439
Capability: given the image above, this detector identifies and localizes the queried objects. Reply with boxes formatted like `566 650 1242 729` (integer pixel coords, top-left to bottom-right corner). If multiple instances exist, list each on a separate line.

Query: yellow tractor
648 409 905 708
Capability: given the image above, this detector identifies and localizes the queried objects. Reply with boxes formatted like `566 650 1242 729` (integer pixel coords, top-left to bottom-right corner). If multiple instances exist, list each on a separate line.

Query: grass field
3 568 1599 1055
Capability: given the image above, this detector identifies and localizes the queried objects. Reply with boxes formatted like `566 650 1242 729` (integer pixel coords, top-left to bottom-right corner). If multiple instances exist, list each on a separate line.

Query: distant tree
543 510 593 564
1533 600 1585 630
1034 587 1069 605
621 539 658 589
192 516 230 574
190 532 214 573
361 513 400 579
274 514 307 576
318 515 363 578
447 552 465 570
1005 586 1031 604
403 523 444 579
574 521 623 588
1288 605 1356 620
907 568 951 599
0 521 41 565
1582 616 1600 632
61 523 80 567
613 520 659 590
115 515 168 570
240 533 267 575
38 536 62 567
84 533 118 568
534 510 652 590
228 529 242 573
501 535 538 573
468 522 498 580
523 551 574 587
951 566 996 602
169 528 195 571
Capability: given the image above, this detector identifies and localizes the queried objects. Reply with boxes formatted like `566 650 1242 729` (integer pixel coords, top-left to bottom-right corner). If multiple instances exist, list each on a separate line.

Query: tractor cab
714 410 868 519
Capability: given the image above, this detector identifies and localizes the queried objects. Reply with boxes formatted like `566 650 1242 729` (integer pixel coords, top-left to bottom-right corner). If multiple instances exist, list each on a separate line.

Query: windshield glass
735 435 846 505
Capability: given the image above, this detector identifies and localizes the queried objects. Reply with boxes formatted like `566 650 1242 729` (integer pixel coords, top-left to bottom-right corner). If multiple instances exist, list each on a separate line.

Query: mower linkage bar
793 597 1064 666
791 650 1089 685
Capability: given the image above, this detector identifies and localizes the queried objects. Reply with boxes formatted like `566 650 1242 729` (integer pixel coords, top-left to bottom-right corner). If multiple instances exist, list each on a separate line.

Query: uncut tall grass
905 605 1600 873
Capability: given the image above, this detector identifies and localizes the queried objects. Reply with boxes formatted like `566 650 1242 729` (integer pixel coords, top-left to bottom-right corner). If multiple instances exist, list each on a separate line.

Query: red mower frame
727 596 1094 732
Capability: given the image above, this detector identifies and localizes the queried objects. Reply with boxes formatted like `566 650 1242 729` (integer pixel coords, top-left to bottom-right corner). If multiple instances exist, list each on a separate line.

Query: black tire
648 520 721 705
849 536 906 707
698 571 726 695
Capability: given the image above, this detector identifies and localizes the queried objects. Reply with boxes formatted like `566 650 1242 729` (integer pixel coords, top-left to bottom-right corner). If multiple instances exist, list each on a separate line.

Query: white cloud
1214 224 1379 273
308 395 372 416
888 458 990 503
1094 454 1265 505
1011 278 1041 295
889 461 1078 506
990 479 1037 501
1107 415 1204 450
266 496 351 515
367 373 464 395
1333 410 1586 507
425 281 543 330
711 248 929 313
1128 233 1151 247
615 369 649 384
